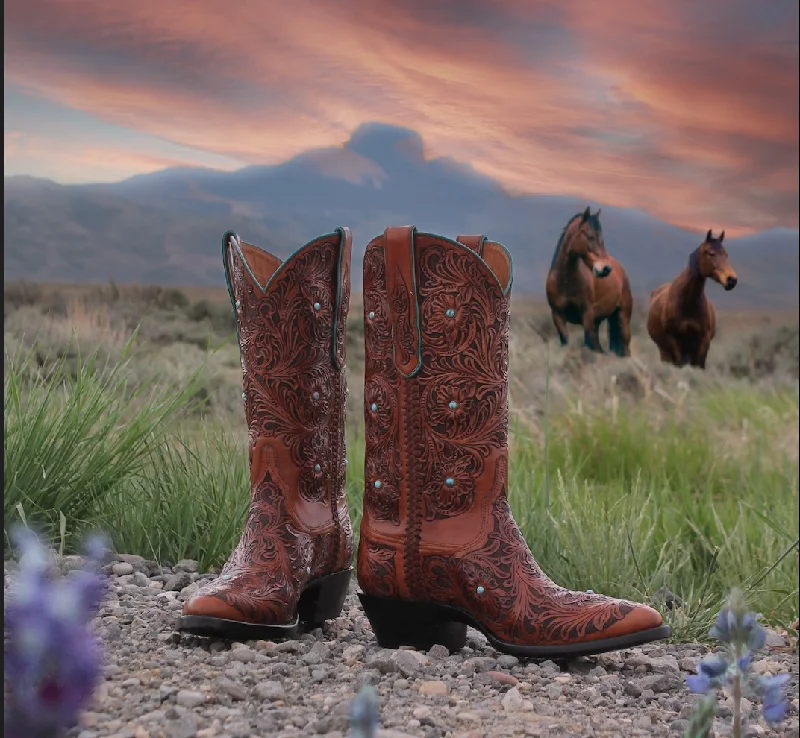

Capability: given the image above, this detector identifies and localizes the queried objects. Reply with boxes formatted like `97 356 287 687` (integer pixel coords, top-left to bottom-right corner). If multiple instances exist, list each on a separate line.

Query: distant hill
4 123 798 309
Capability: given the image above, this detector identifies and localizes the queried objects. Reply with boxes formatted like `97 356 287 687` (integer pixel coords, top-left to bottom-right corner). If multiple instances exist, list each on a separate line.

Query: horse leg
691 334 713 370
582 313 603 353
608 309 631 357
552 311 569 346
661 335 684 366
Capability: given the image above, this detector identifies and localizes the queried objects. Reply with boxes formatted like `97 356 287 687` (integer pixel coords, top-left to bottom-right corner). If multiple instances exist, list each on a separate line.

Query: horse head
696 230 737 291
566 206 613 279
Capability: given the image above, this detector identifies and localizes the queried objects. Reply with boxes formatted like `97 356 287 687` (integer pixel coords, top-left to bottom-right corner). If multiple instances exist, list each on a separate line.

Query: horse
646 229 737 369
545 206 633 356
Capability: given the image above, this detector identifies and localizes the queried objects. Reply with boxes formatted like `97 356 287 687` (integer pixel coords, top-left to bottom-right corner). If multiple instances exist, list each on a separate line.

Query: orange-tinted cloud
3 0 797 233
4 130 241 183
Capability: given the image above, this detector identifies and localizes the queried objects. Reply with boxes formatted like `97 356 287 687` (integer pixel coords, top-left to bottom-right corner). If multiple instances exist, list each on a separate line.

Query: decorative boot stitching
403 376 425 600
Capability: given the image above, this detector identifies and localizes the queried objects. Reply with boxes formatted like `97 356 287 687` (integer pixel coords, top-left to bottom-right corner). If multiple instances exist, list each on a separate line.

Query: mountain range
4 123 798 308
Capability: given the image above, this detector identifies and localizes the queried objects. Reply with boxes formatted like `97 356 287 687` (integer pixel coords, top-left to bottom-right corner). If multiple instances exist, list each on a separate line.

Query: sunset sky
4 0 798 234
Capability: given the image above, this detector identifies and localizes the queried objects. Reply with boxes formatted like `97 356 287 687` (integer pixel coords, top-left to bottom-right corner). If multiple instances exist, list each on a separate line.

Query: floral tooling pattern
359 233 647 647
191 233 352 625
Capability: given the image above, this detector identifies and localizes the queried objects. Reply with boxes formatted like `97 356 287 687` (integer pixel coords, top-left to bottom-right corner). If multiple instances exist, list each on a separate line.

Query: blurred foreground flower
349 683 380 738
684 589 791 738
4 528 109 738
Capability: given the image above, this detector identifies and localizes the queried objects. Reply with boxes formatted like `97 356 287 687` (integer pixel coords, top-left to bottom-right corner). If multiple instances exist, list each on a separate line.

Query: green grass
3 338 798 643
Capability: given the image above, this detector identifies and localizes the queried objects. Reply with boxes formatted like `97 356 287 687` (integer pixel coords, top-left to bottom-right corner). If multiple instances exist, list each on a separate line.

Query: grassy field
3 280 799 642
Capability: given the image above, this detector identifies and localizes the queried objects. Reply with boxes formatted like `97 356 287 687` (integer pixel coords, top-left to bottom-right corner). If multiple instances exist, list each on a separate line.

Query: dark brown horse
647 229 738 369
545 207 633 356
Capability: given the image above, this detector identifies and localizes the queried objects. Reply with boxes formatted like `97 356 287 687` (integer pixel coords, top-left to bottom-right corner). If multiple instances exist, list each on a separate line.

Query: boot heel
358 593 467 653
297 568 352 627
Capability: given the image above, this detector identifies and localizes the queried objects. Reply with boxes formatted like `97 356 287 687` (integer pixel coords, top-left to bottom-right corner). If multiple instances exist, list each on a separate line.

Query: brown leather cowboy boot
356 226 670 657
177 228 354 640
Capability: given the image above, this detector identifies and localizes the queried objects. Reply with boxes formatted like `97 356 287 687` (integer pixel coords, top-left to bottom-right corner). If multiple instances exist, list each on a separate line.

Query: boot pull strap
455 234 487 256
384 225 423 378
332 226 352 372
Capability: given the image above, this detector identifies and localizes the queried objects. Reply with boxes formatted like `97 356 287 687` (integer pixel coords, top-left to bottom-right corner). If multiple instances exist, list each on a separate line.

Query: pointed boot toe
181 593 241 621
604 601 665 638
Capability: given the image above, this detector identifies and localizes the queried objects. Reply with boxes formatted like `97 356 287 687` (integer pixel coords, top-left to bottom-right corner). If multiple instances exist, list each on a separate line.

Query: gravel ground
6 555 799 738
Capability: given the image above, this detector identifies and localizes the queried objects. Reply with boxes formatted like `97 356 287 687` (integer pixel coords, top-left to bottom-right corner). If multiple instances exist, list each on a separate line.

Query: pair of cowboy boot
177 226 670 657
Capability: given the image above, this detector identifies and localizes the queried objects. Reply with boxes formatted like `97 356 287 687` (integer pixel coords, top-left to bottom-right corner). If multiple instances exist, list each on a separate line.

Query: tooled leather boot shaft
357 227 664 650
184 229 354 627
358 227 513 600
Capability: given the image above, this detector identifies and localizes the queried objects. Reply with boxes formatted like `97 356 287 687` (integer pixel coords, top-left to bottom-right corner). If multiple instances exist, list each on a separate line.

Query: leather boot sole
358 592 671 658
176 568 352 641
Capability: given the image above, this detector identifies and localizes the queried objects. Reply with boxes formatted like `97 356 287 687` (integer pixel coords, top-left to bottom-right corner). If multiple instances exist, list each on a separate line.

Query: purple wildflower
4 528 108 738
349 684 379 738
760 673 790 727
684 589 789 737
687 654 728 693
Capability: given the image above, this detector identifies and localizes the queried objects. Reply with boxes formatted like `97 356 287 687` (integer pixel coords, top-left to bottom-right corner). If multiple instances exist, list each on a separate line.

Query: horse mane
549 211 604 270
549 213 580 270
688 246 701 276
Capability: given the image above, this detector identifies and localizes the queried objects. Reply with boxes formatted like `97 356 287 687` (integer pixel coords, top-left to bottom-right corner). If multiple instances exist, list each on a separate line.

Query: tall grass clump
504 383 799 641
102 429 250 571
3 340 204 554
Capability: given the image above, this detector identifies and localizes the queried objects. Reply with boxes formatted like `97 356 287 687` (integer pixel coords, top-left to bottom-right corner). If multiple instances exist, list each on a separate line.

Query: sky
4 0 799 235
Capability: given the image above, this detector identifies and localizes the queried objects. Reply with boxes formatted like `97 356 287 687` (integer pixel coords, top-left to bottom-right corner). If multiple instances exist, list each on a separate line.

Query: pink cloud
4 0 797 233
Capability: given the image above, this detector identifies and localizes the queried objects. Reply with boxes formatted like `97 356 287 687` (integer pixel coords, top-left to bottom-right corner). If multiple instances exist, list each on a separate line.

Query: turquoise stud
307 567 311 576
476 585 485 595
241 392 246 400
445 308 455 318
314 463 321 473
445 477 455 487
312 391 320 401
313 302 321 311
222 574 231 580
448 400 458 410
235 300 241 308
374 480 382 489
586 589 594 594
370 402 377 412
368 311 375 320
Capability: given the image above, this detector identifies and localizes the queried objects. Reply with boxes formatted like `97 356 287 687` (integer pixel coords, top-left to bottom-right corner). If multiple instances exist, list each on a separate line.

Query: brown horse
545 206 633 356
646 229 738 369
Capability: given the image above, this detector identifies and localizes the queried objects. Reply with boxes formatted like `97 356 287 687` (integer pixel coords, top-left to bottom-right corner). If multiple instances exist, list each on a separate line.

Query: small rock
765 629 787 648
418 680 448 696
215 678 246 701
254 681 285 700
624 681 643 697
649 655 680 673
501 687 525 712
465 656 497 673
302 641 330 665
228 647 256 663
175 690 206 708
391 649 424 676
132 571 150 588
638 673 681 693
487 671 519 687
111 562 134 576
164 573 192 592
343 644 365 664
412 706 432 720
427 644 450 660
